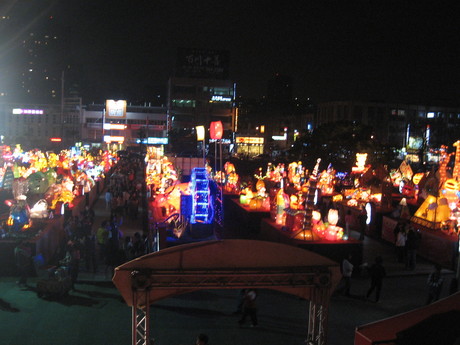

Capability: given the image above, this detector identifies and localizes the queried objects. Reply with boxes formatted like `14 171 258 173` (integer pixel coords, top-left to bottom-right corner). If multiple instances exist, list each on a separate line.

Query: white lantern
327 209 339 226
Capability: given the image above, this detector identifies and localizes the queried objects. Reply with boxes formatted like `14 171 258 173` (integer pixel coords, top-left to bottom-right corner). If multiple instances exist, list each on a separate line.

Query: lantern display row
0 145 116 233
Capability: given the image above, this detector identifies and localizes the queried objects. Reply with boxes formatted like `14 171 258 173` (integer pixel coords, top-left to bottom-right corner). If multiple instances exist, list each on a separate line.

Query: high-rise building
0 1 70 103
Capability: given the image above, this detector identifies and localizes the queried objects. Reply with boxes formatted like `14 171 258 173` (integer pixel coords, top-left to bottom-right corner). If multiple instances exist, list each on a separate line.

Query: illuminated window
172 100 196 108
427 112 435 118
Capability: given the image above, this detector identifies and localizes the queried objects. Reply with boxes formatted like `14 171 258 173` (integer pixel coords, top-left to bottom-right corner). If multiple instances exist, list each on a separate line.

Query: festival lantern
196 126 205 141
327 209 339 226
210 121 223 140
412 172 424 185
352 153 368 173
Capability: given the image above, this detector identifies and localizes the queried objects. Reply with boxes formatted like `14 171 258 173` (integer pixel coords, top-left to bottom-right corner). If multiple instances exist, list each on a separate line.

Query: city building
82 101 167 153
0 103 64 150
316 100 460 163
0 2 70 103
167 49 236 155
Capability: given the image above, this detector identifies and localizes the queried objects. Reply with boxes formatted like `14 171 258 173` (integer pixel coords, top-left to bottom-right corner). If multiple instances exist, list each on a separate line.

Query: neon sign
12 108 44 115
104 135 125 143
103 123 127 130
211 95 232 102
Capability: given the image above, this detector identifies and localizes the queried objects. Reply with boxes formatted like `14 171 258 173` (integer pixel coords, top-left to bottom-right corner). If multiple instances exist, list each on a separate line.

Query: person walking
426 264 444 304
238 289 258 327
366 256 386 302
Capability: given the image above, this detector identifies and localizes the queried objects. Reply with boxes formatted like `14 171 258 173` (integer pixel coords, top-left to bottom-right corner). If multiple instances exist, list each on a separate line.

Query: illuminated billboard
236 137 264 145
12 108 44 115
105 100 127 119
104 135 125 143
103 123 127 130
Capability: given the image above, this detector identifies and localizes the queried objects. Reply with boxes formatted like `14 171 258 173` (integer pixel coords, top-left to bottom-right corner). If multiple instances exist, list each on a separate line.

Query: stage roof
113 239 341 307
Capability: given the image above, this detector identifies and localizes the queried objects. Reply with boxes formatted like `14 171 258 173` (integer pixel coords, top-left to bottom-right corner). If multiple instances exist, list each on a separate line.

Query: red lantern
210 121 223 140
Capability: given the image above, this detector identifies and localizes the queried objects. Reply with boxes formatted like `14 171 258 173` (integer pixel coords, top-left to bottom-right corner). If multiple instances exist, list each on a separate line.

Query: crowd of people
54 153 149 288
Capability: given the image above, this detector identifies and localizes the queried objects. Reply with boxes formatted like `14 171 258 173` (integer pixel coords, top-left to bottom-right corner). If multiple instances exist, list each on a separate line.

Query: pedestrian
14 241 32 286
405 227 421 270
233 289 246 314
339 253 354 296
105 189 112 210
395 224 407 263
84 233 97 273
426 264 444 304
357 207 367 240
96 220 109 261
238 288 258 327
63 240 81 290
366 256 386 302
195 333 209 345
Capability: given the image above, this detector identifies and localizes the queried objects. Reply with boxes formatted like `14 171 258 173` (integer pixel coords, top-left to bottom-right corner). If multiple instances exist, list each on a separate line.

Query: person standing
238 289 258 327
105 189 112 210
366 256 386 302
14 241 32 286
357 207 367 240
405 227 421 270
426 264 444 304
395 225 407 263
340 254 354 296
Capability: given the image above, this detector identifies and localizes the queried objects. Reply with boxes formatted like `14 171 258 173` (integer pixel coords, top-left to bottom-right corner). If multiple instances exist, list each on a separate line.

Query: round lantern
210 121 223 140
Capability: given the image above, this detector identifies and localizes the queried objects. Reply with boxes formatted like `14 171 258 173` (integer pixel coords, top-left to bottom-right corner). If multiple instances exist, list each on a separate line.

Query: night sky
5 1 460 105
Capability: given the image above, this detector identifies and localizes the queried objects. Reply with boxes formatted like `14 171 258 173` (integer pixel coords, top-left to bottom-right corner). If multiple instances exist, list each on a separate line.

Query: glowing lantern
352 153 368 173
249 197 263 210
332 194 343 202
327 209 339 226
312 210 322 223
210 121 223 140
444 179 458 192
196 126 205 141
412 173 424 185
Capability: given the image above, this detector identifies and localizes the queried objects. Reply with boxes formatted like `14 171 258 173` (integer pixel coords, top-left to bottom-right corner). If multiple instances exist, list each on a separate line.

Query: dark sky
7 1 460 105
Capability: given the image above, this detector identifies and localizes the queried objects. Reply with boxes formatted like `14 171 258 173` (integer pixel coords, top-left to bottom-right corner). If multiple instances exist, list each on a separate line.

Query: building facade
0 102 65 150
316 101 460 151
82 102 168 151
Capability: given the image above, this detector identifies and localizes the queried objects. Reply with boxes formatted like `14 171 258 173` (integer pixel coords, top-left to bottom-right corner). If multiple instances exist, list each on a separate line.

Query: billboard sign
105 100 127 119
176 48 230 79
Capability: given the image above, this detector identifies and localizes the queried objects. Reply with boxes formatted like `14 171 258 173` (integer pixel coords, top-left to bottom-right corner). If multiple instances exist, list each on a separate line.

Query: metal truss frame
129 266 332 345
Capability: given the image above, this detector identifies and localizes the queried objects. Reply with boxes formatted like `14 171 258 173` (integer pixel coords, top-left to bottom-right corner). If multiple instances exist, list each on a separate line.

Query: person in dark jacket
405 227 421 270
366 256 386 302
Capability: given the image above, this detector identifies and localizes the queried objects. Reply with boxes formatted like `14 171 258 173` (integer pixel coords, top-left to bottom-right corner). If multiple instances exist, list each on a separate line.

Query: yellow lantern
412 172 424 185
444 179 458 192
